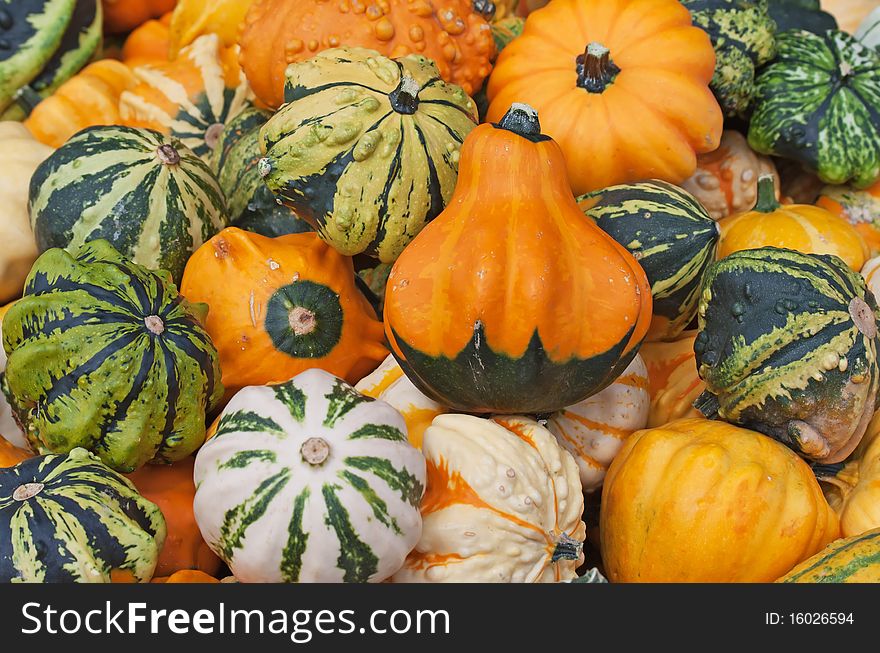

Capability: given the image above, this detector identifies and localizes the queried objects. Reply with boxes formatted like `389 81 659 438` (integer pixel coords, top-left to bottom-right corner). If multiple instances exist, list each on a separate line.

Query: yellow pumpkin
601 418 840 582
168 0 257 57
354 355 448 450
717 174 869 271
0 124 53 303
392 414 586 583
640 330 705 428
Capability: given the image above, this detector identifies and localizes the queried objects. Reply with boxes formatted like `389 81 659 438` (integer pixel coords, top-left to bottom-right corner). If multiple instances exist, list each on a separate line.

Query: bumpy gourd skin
682 0 777 117
694 247 880 464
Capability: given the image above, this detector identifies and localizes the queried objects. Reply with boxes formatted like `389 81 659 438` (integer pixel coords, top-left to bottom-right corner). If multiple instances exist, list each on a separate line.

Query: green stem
752 174 780 213
550 532 583 563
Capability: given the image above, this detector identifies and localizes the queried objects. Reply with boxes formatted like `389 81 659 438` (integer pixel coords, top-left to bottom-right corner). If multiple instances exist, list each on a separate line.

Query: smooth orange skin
126 457 222 578
486 0 723 196
817 180 880 257
238 0 496 109
169 0 257 57
600 418 840 583
151 570 220 583
102 0 178 34
0 437 30 468
639 330 704 428
23 60 138 149
717 202 870 271
384 119 652 365
121 13 173 68
180 228 388 397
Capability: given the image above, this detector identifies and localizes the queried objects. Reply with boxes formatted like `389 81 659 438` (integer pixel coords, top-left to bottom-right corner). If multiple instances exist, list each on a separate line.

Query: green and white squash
694 247 880 464
193 368 426 583
856 7 880 51
682 0 777 117
259 46 478 263
0 0 75 113
766 0 837 35
748 29 880 189
2 239 224 473
779 527 880 582
212 105 311 238
28 125 227 284
0 447 165 582
2 0 102 121
580 180 720 341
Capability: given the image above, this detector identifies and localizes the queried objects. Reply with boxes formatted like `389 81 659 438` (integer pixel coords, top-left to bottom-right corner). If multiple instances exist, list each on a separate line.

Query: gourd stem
497 103 542 137
301 437 330 466
12 86 42 116
576 42 620 93
550 532 583 563
752 174 780 213
389 74 421 115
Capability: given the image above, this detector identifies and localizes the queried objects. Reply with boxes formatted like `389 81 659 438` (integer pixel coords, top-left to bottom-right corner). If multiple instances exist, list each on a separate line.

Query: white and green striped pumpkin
120 34 253 161
0 447 166 582
193 368 426 583
259 46 478 263
547 354 650 492
2 239 224 473
28 125 226 284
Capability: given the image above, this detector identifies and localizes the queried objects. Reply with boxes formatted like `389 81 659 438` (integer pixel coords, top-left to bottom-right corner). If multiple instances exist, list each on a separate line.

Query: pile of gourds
1 0 880 584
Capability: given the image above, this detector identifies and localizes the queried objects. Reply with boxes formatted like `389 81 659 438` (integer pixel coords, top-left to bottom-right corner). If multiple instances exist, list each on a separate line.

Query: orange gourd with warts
384 104 652 414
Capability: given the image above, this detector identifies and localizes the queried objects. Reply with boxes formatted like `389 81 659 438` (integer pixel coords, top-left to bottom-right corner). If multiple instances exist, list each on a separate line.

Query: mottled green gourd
779 528 880 583
748 30 880 189
1 0 102 121
0 0 75 113
766 0 838 35
694 247 880 464
211 106 312 238
28 125 227 284
2 240 224 473
580 180 720 341
259 46 478 263
0 448 166 583
682 0 777 117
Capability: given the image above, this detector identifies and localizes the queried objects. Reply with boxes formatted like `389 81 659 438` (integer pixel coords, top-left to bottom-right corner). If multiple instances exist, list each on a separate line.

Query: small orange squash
238 0 496 109
102 0 178 34
384 104 652 414
600 418 840 582
151 570 220 583
639 330 705 428
180 227 388 397
717 175 870 271
23 60 139 149
817 179 880 257
168 0 257 57
126 457 223 578
121 12 173 68
486 0 723 195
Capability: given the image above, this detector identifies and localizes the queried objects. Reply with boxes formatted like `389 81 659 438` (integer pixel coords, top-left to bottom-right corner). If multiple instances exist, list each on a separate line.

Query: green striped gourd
28 125 227 284
547 354 650 492
211 105 311 237
2 0 102 121
748 29 880 188
259 46 478 263
857 7 880 51
2 239 224 473
119 34 253 161
681 0 777 117
779 528 880 582
0 0 75 113
580 180 720 341
193 368 426 583
694 247 880 464
0 448 165 582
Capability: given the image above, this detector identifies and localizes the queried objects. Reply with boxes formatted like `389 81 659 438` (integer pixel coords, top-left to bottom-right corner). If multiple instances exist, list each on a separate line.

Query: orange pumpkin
0 437 31 468
169 0 257 57
717 175 870 271
486 0 723 196
23 60 139 149
600 418 840 582
180 227 388 397
151 570 220 583
817 179 880 258
639 330 705 428
121 12 174 68
238 0 496 109
126 457 223 578
103 0 178 34
384 104 652 414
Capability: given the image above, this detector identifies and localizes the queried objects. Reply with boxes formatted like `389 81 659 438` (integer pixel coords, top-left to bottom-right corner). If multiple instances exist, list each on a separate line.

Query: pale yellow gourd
0 124 53 303
392 414 586 583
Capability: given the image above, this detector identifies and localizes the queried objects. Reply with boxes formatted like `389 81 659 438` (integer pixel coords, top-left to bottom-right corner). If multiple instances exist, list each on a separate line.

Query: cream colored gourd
546 355 649 492
862 255 880 305
392 414 586 583
355 355 448 450
857 7 880 50
0 124 53 303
